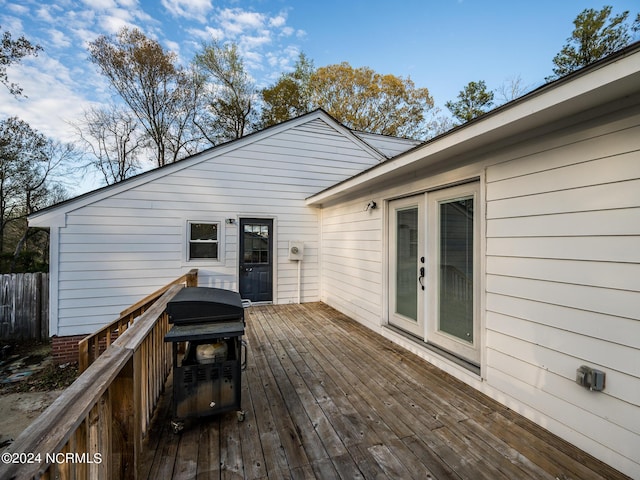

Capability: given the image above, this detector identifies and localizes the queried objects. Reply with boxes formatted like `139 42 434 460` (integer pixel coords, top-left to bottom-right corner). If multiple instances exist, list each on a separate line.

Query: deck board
138 303 629 480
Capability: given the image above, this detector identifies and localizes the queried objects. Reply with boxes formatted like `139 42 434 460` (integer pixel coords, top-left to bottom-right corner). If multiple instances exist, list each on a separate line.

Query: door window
388 196 424 337
427 183 480 364
243 224 270 263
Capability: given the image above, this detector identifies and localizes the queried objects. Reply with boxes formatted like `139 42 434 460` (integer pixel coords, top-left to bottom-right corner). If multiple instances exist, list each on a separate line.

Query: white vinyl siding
48 115 383 336
318 106 640 477
484 110 640 474
319 198 383 328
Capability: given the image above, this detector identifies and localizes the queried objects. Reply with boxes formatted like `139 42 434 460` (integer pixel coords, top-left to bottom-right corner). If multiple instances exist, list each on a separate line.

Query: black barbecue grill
164 287 247 432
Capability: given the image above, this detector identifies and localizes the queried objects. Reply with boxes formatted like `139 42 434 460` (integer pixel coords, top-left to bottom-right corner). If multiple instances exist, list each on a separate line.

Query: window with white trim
188 222 220 260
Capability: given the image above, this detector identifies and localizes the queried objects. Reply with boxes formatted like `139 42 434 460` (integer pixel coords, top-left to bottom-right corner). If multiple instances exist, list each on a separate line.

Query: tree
88 27 199 167
0 117 69 272
1 26 42 97
495 74 530 104
261 59 434 138
548 6 635 80
260 53 315 127
72 104 146 185
445 80 494 123
423 107 457 139
193 41 258 144
309 63 434 138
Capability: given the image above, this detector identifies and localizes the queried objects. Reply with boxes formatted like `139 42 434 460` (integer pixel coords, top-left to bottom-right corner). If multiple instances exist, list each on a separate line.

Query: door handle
419 267 425 290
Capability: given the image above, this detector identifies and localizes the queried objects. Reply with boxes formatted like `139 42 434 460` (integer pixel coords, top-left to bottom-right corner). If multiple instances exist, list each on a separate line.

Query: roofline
29 109 385 224
306 41 640 207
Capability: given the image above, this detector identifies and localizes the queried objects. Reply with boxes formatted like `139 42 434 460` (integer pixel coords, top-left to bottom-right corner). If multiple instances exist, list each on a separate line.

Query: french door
389 182 480 364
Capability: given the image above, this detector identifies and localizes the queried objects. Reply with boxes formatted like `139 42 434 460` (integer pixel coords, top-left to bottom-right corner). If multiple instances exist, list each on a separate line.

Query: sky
1 0 638 193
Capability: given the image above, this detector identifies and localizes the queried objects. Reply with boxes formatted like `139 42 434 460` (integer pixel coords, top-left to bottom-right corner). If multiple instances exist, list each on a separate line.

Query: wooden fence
0 272 49 341
0 270 198 480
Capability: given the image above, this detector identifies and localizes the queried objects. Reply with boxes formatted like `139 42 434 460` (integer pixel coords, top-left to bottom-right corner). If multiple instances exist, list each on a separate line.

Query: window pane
190 242 218 259
191 223 217 241
243 223 270 264
189 222 218 260
396 208 418 320
439 197 473 343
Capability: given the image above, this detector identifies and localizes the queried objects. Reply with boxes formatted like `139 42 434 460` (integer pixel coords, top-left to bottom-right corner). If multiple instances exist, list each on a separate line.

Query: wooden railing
78 269 198 372
0 271 198 480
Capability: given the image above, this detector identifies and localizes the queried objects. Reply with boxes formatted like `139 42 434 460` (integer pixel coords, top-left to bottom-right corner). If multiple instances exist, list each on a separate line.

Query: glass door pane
427 183 480 364
439 197 474 342
396 208 418 320
388 196 424 337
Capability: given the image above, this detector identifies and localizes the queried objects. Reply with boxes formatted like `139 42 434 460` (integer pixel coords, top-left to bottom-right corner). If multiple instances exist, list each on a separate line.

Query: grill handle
241 339 248 371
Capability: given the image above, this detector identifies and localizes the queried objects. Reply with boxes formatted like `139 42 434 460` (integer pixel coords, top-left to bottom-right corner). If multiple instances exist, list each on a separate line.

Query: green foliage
445 80 494 123
0 249 48 273
548 6 634 80
260 53 315 127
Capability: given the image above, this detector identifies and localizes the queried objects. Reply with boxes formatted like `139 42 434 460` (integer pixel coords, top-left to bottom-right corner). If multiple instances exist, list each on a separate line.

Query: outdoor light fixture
365 200 377 211
226 218 236 224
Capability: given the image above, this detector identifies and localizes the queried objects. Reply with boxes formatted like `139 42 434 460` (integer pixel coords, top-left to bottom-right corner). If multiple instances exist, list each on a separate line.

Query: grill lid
166 287 244 324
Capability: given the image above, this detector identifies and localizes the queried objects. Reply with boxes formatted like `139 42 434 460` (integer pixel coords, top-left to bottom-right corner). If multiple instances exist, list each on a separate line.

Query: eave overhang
306 43 640 207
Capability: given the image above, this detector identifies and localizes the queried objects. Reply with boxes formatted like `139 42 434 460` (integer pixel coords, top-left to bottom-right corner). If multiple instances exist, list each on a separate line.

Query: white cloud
269 14 286 28
280 26 294 37
0 56 100 143
48 28 72 48
6 4 29 15
218 8 265 36
161 0 212 22
187 25 224 43
98 12 136 34
0 14 24 34
80 0 117 9
265 45 300 72
36 5 57 23
240 33 271 51
164 39 180 56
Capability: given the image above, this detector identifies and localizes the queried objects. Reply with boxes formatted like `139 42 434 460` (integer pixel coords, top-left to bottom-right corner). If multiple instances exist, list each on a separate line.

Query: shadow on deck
138 302 628 480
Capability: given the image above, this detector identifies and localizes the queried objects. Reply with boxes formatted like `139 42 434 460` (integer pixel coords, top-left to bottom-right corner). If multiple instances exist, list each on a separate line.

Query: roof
29 109 406 226
306 41 640 207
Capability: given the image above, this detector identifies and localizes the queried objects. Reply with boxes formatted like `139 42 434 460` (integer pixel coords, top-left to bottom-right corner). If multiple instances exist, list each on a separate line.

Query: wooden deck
138 303 628 480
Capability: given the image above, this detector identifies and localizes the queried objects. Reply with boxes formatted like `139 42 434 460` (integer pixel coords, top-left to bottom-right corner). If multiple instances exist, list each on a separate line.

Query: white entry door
388 195 424 337
388 182 480 365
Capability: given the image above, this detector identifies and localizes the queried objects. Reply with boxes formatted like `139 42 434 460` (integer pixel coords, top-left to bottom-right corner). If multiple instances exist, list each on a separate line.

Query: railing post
132 347 143 478
88 389 112 480
186 268 198 287
111 358 135 479
78 339 89 373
